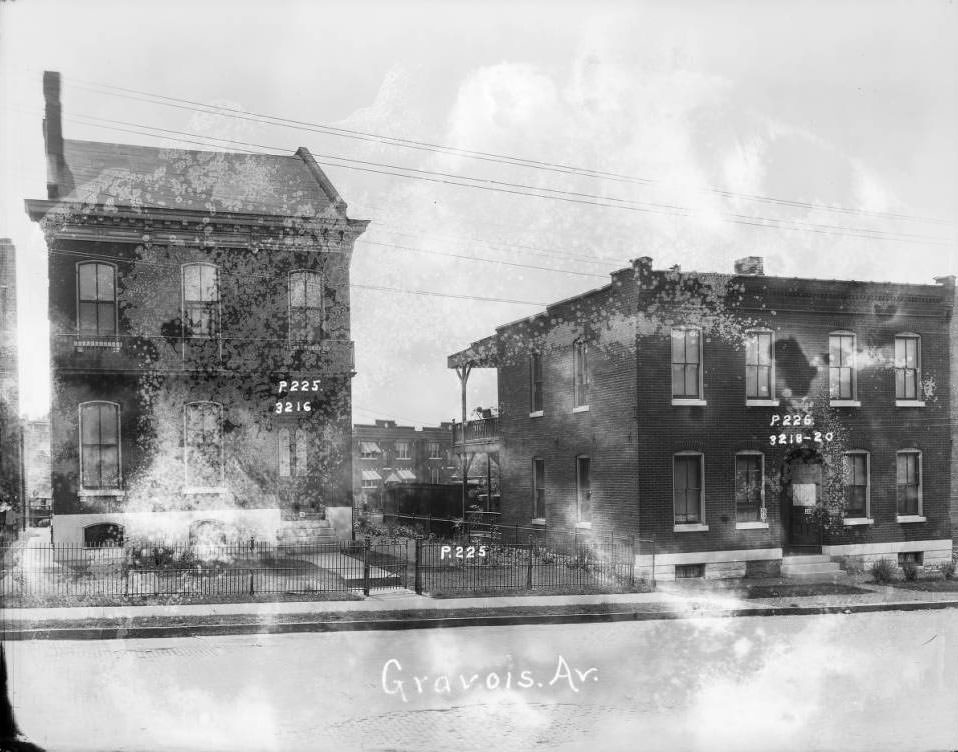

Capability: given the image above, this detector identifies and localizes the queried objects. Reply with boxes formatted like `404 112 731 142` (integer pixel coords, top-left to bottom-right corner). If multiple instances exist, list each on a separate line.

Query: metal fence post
629 535 635 587
526 538 533 590
651 533 656 592
363 535 371 596
414 538 422 595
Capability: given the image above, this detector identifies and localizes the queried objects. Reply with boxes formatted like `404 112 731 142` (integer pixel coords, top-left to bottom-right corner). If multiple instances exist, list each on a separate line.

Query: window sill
674 524 709 532
574 521 592 530
843 517 874 526
74 339 121 350
530 518 547 527
572 405 590 414
529 410 544 418
745 399 779 407
896 515 926 523
183 487 228 495
78 489 125 497
895 400 926 408
735 521 769 530
672 399 707 407
829 400 861 408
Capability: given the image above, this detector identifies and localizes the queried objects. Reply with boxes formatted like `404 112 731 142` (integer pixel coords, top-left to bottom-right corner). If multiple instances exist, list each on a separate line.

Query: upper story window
182 264 219 338
289 270 324 344
843 451 869 519
532 457 545 520
828 332 857 401
673 452 704 525
573 341 590 409
894 334 921 401
896 450 922 517
359 441 381 460
671 327 703 400
427 441 442 459
0 285 9 329
529 352 544 413
395 441 410 460
184 401 223 488
77 262 117 336
79 401 121 490
734 452 764 522
575 456 591 523
278 428 308 478
745 330 774 400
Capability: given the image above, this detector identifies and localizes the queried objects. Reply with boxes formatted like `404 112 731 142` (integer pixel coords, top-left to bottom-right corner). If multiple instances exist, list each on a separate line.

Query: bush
901 559 919 581
870 558 896 584
939 560 956 580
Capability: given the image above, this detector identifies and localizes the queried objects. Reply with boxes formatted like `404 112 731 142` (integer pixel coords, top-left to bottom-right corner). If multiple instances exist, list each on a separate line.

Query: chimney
734 256 765 276
43 71 67 199
934 275 956 288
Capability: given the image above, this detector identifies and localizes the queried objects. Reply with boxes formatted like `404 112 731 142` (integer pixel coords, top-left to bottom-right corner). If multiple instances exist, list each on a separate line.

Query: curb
3 598 956 641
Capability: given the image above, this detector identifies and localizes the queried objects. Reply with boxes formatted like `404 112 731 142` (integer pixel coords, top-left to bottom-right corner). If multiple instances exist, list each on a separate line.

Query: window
671 327 702 399
396 442 410 460
0 286 9 329
576 456 591 523
289 270 323 343
361 469 382 489
673 453 703 524
77 262 117 336
529 353 544 413
182 264 219 338
79 402 120 490
829 332 856 400
573 342 590 408
359 441 381 459
83 523 124 548
745 331 774 400
430 468 440 484
675 563 705 579
532 458 545 519
427 441 441 459
896 451 921 516
278 428 308 477
898 551 923 567
734 453 764 522
843 452 869 518
895 335 920 401
184 402 223 488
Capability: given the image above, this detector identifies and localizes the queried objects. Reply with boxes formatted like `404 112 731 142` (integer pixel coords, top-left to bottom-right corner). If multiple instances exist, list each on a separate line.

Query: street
4 608 957 752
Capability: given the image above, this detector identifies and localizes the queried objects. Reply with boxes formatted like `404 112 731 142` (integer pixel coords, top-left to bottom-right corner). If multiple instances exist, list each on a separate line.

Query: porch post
456 364 472 522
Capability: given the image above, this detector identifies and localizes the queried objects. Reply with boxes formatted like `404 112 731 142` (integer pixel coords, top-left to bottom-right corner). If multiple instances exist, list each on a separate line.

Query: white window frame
77 401 123 494
572 341 591 411
841 450 872 524
671 327 707 406
744 329 778 406
76 261 119 338
828 330 860 406
734 451 767 529
395 441 410 460
181 262 220 340
673 451 708 531
896 449 924 522
287 269 325 345
427 441 442 459
183 401 225 493
894 333 924 407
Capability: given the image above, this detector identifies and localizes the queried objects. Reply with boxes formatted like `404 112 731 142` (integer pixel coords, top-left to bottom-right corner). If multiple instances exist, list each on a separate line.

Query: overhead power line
69 75 954 227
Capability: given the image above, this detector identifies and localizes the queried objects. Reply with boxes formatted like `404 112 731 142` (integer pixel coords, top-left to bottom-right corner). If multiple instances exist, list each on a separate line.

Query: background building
353 419 455 512
26 72 368 546
23 418 52 526
451 256 954 580
0 237 21 534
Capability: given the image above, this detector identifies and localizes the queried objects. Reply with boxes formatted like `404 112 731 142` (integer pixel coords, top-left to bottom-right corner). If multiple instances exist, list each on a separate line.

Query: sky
1 0 956 425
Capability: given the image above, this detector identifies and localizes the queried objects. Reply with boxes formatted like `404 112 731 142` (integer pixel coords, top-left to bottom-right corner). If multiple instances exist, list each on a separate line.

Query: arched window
79 401 121 490
83 523 124 548
896 450 922 517
734 451 764 522
842 451 870 519
673 452 704 525
182 263 219 338
184 402 223 488
289 270 323 343
572 341 590 408
77 262 117 336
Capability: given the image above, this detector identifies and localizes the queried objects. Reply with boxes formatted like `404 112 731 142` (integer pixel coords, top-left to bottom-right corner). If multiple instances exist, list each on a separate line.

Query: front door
784 456 822 552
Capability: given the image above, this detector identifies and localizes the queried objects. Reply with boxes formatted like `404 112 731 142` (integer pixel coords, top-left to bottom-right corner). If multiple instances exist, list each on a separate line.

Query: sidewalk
3 573 957 640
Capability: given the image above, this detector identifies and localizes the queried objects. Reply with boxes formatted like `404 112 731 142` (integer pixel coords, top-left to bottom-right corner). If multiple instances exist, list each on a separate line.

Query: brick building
449 256 954 580
25 72 368 546
353 419 456 511
0 238 21 531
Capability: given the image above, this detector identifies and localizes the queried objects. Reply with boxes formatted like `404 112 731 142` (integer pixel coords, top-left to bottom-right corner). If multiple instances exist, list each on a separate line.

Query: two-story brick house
26 72 368 546
353 419 455 511
449 256 953 580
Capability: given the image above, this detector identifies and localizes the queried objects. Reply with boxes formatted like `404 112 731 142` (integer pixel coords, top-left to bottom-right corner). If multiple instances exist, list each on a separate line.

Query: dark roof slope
58 140 343 217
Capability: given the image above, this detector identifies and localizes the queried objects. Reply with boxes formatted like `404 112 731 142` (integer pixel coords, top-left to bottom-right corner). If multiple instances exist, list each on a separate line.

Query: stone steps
781 554 843 579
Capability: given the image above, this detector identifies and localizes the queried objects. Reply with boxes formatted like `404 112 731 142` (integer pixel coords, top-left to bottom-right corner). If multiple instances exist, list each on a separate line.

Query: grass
745 583 873 599
888 579 958 593
429 584 649 599
1 590 363 609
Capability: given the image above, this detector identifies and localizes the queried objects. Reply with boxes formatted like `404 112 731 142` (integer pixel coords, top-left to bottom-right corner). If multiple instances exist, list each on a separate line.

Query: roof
56 139 345 217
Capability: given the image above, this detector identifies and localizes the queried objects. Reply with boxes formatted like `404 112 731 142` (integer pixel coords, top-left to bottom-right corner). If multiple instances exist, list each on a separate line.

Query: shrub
901 559 919 582
870 558 896 584
939 560 956 580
